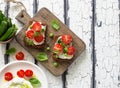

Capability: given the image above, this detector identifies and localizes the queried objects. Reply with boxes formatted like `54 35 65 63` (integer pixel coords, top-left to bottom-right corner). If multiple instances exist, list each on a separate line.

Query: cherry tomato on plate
61 34 72 45
25 69 33 77
17 69 25 78
4 72 13 81
15 51 24 60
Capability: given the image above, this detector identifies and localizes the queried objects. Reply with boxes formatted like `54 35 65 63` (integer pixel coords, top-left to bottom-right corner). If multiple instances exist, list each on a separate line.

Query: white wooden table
0 0 120 88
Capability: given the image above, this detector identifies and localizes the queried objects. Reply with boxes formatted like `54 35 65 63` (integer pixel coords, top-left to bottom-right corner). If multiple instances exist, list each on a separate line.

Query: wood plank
8 0 35 63
37 1 65 88
0 1 8 67
95 0 120 88
66 0 93 88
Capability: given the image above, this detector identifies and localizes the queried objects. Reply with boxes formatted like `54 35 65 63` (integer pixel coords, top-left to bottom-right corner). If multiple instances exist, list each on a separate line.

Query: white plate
0 61 48 88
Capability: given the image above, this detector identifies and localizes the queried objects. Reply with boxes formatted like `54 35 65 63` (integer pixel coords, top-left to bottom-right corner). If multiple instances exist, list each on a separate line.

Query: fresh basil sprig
51 20 60 31
5 47 16 55
36 52 48 61
29 77 41 87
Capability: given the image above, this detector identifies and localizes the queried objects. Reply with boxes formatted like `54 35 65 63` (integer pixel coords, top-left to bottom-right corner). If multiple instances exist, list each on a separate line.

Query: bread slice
24 20 47 49
52 35 75 62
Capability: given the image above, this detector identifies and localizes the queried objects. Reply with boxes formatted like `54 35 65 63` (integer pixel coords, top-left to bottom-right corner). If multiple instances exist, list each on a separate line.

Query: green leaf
25 37 34 45
34 31 39 36
63 46 68 53
41 29 45 33
36 52 48 61
29 78 41 87
5 47 16 55
51 20 60 31
58 39 62 43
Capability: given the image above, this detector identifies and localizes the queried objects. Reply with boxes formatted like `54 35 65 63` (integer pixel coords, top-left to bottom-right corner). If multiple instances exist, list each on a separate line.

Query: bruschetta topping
53 34 75 60
25 21 46 45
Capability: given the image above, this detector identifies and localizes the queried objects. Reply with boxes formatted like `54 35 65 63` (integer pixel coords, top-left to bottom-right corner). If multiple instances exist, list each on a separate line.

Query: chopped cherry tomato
4 72 13 81
62 35 72 44
53 43 63 54
67 46 75 55
34 34 44 43
15 52 24 60
17 69 25 78
25 69 33 77
26 30 34 39
32 22 42 32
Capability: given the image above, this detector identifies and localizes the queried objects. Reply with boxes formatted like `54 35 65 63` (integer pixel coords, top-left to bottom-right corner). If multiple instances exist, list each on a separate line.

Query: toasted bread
52 35 75 62
24 20 47 49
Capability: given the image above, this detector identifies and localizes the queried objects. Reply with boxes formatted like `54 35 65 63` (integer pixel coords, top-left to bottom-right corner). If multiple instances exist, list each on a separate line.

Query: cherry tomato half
26 30 34 39
53 43 63 54
61 35 72 45
32 22 42 32
67 46 75 55
34 34 44 43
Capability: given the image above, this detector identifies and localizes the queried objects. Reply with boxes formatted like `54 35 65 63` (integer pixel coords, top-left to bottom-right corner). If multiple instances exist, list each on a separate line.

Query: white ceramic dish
0 61 48 88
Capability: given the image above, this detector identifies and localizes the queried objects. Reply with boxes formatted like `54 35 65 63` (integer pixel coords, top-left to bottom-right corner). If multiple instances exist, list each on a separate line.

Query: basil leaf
29 78 41 87
51 20 60 31
5 47 16 55
36 52 48 61
25 37 34 45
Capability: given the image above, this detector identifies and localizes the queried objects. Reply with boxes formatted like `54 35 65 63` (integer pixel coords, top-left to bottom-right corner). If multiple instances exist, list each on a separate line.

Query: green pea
46 47 50 51
53 62 58 67
49 33 54 38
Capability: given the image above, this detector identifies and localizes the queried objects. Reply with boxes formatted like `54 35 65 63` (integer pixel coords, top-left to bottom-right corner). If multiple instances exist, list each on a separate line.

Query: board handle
15 10 31 25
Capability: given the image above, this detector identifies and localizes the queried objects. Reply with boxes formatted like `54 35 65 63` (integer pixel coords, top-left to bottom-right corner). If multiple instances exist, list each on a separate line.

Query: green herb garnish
5 47 16 55
34 31 39 36
52 50 59 54
36 52 48 61
29 78 41 87
55 55 59 59
53 62 58 67
63 53 67 56
63 47 68 53
29 25 32 29
51 20 60 31
58 39 62 43
41 29 45 33
25 37 34 45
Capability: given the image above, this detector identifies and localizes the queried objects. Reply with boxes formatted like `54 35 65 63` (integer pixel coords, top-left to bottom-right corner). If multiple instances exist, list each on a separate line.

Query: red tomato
25 69 33 77
32 22 42 32
62 35 72 44
4 72 13 81
26 30 34 39
34 34 44 43
53 43 63 54
15 52 24 60
17 69 25 78
67 46 75 55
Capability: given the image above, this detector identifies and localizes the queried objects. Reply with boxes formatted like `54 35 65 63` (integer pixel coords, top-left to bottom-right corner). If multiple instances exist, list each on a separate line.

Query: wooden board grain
15 7 85 76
